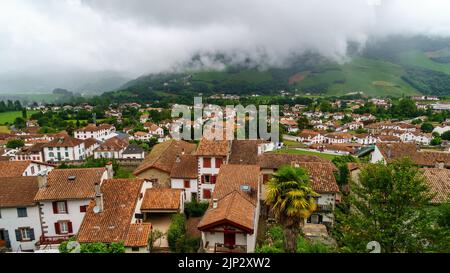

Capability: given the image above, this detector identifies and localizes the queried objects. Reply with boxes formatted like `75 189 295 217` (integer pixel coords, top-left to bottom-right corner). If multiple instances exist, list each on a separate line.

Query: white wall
40 199 90 237
370 146 386 164
23 163 54 176
44 144 86 162
0 206 41 252
171 178 198 202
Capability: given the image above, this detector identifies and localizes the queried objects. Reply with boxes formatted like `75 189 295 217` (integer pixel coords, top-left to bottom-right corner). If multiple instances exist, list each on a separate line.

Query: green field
0 111 39 125
273 148 341 161
293 57 420 97
0 125 10 133
192 68 273 84
398 50 450 75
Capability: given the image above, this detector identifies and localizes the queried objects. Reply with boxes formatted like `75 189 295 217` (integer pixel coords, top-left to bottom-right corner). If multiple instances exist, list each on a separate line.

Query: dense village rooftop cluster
0 96 449 253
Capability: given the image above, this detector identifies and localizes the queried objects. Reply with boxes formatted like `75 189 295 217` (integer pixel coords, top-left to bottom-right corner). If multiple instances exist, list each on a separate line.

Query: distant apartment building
42 136 86 162
74 124 116 141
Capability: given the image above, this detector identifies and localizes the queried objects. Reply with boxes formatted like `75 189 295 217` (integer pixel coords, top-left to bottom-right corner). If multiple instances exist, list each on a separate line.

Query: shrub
167 214 186 252
184 200 209 218
297 237 333 253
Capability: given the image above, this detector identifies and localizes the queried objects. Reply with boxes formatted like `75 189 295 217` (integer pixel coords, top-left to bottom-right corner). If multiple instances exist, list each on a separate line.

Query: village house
170 154 199 202
198 164 260 253
122 144 145 160
399 131 432 146
433 124 450 135
291 162 340 226
93 137 129 159
353 134 378 145
83 138 100 157
296 130 325 145
324 132 353 144
13 143 46 162
0 161 54 177
74 124 116 142
134 140 197 188
195 139 230 201
34 166 111 247
42 135 86 162
131 131 153 141
77 178 153 253
347 121 364 131
144 122 164 138
280 118 299 133
0 176 41 252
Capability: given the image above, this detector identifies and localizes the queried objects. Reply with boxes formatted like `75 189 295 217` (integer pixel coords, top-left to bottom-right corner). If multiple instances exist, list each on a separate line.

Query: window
19 228 31 241
80 205 87 213
60 222 69 234
53 201 68 214
31 166 35 174
131 247 140 252
203 189 212 199
201 175 212 184
49 152 54 157
203 158 211 168
184 180 190 188
216 158 223 168
17 207 28 218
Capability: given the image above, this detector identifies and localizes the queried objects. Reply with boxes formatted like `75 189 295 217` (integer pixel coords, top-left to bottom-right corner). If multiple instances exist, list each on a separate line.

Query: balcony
39 235 71 245
316 204 333 212
214 243 247 253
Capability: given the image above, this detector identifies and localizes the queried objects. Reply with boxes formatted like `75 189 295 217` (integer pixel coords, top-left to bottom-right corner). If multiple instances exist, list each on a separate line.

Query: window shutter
201 175 205 183
211 175 216 184
4 230 10 248
68 222 73 234
15 229 21 241
30 229 35 241
64 201 68 213
54 223 60 235
52 202 58 214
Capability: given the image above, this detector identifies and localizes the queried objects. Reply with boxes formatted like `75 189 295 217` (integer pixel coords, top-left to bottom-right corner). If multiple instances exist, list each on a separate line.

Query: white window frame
57 201 67 213
59 222 69 234
20 227 31 241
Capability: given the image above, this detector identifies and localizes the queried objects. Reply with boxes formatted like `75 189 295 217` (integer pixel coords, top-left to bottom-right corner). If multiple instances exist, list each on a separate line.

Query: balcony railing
316 204 333 212
39 235 71 245
214 243 247 253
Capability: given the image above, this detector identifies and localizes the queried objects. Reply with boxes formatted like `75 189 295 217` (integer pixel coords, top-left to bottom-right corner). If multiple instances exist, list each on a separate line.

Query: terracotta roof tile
43 135 84 148
141 188 182 210
124 223 152 247
0 176 39 207
0 161 32 177
291 162 340 193
95 137 128 152
198 165 260 232
258 153 331 170
195 139 229 157
134 140 196 175
77 178 144 244
34 168 106 201
170 154 198 179
83 138 98 149
228 140 266 165
76 124 113 133
421 169 450 203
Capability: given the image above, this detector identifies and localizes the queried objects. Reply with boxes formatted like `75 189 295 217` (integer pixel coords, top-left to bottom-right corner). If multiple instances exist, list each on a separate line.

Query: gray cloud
1 0 450 92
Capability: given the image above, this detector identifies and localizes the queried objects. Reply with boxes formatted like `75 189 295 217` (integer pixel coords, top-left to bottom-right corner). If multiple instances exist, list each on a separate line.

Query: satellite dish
93 206 100 214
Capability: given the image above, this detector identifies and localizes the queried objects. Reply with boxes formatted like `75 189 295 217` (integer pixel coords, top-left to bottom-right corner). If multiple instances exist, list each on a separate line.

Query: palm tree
265 165 318 252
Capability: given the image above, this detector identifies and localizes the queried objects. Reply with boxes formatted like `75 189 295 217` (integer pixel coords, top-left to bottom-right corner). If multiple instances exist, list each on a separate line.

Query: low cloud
1 0 450 91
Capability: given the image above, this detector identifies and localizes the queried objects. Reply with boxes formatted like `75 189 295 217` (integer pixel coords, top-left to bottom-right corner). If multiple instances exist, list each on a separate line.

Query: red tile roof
0 176 39 208
43 135 84 148
141 188 182 211
170 154 198 179
125 223 152 247
77 178 144 244
291 162 340 193
34 168 106 201
0 161 32 177
421 168 450 203
195 139 229 157
134 140 196 175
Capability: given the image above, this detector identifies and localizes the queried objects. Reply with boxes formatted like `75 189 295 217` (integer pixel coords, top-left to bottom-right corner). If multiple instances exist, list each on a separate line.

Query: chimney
212 199 218 209
105 162 114 179
37 175 48 189
181 148 185 155
94 182 103 213
176 154 181 163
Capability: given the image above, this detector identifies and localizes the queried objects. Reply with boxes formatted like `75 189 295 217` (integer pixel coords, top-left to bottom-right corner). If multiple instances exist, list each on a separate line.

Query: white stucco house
42 135 86 162
74 124 116 142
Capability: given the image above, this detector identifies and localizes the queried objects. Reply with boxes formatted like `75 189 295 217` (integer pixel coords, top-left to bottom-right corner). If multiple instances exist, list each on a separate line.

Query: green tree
334 159 435 253
6 139 25 149
430 137 442 146
22 108 27 119
319 101 332 113
420 122 434 133
332 155 358 187
167 214 186 252
14 117 26 129
442 130 450 141
265 166 318 252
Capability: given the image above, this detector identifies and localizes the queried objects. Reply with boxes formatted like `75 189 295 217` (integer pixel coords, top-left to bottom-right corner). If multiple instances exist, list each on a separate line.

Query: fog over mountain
2 0 450 93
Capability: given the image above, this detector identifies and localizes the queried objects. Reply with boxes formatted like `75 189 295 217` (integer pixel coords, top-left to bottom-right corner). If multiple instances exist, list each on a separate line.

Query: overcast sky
2 0 450 92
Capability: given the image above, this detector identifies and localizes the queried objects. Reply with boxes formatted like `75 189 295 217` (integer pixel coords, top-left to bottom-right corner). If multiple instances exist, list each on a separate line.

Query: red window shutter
64 201 68 214
211 175 216 184
203 189 211 199
203 158 211 168
54 222 60 235
216 158 223 168
201 175 205 183
52 202 58 214
80 205 87 213
184 180 190 188
68 222 73 234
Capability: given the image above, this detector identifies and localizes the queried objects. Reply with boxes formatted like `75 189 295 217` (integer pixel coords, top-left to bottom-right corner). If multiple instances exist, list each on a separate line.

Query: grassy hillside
0 111 39 125
106 36 450 101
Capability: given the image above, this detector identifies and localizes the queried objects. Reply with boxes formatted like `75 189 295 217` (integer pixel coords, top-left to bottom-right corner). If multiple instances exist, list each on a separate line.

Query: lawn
0 111 39 125
273 148 341 161
0 125 10 133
